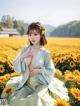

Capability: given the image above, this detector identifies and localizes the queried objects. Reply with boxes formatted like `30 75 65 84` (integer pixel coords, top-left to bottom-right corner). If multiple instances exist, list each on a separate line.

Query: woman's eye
28 34 38 36
29 34 32 36
34 34 37 36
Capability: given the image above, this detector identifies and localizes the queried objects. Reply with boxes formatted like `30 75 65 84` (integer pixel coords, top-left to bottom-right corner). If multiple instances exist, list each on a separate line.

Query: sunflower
0 65 5 73
59 57 65 63
0 56 6 63
75 76 80 85
65 55 69 60
2 84 15 97
64 73 75 81
54 98 71 106
70 88 80 101
0 76 7 86
4 73 11 80
11 72 20 77
69 61 76 68
53 57 59 65
70 53 74 58
0 76 4 84
55 69 62 77
73 70 80 76
64 70 72 75
76 55 80 63
7 58 14 70
65 55 71 60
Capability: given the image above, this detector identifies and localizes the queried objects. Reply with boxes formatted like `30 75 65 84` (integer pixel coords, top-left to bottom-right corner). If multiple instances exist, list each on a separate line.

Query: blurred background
0 0 80 37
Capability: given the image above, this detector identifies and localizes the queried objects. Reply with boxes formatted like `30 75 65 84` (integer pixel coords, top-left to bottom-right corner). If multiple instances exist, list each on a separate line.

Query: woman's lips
32 40 35 42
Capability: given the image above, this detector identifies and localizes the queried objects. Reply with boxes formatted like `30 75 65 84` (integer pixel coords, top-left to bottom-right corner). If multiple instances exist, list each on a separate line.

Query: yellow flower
64 73 75 81
54 98 71 106
55 69 62 77
0 56 6 63
4 74 11 80
0 76 4 84
11 72 20 77
73 70 80 76
69 61 76 68
64 70 72 75
76 55 80 63
70 53 75 58
0 65 5 73
65 55 70 60
59 57 65 63
75 76 80 85
70 88 80 101
41 26 46 35
2 84 15 96
53 57 59 65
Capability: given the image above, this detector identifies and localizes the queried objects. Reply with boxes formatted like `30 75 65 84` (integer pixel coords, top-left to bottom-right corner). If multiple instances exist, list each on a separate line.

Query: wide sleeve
39 51 56 85
12 45 29 75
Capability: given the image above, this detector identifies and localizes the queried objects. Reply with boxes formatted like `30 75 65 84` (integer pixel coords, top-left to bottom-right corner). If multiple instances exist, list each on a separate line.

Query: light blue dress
1 44 69 106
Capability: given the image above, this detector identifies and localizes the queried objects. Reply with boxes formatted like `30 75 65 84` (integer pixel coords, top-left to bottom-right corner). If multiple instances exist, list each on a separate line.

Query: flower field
0 36 80 106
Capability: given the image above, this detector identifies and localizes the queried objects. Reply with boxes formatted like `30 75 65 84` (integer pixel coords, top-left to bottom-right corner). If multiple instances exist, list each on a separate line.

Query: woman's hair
27 22 47 46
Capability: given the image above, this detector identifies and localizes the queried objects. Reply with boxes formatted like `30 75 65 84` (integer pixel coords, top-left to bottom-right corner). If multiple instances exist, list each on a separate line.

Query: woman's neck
30 44 42 49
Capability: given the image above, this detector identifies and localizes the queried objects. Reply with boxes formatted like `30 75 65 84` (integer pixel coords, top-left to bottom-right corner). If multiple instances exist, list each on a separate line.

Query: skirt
6 77 56 106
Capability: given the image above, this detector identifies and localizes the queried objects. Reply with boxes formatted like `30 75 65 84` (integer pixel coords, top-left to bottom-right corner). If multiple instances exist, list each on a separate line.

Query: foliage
0 15 29 35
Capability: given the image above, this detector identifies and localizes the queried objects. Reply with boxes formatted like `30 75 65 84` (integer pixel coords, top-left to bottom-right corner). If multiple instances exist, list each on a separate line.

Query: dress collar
30 44 42 49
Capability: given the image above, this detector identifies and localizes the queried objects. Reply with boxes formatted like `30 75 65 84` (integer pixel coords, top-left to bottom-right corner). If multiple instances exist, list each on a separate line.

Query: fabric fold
36 52 55 85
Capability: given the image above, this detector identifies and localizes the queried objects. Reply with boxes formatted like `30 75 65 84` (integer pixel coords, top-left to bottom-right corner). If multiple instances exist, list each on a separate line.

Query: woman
1 22 69 106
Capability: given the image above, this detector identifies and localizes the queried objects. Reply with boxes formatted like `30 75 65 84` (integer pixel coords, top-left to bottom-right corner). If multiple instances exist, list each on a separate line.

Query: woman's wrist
29 69 41 77
34 69 41 74
37 69 41 74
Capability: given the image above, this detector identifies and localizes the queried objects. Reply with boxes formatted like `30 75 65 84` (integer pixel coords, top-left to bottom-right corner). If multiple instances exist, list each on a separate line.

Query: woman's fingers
21 51 33 61
29 71 35 77
22 48 39 60
21 48 40 61
29 69 40 77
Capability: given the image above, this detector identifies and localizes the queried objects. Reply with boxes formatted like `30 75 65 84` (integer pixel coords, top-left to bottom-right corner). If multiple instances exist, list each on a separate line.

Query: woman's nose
30 35 35 39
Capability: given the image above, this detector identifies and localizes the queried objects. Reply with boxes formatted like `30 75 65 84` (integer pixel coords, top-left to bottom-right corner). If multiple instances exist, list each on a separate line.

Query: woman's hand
21 48 40 61
29 69 41 77
21 51 33 61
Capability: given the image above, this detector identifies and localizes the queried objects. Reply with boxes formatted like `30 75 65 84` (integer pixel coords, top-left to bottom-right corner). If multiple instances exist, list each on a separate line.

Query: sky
0 0 80 26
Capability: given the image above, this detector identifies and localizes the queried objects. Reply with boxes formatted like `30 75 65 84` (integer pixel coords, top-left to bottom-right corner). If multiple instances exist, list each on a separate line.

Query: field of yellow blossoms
0 36 80 106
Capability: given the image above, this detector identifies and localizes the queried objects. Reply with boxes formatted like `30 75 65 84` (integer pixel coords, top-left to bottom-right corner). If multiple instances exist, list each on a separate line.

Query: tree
0 22 2 30
20 26 25 35
13 19 18 29
1 15 13 28
0 15 29 35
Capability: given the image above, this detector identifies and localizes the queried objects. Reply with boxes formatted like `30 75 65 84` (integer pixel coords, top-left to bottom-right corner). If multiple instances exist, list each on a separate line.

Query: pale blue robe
1 44 69 106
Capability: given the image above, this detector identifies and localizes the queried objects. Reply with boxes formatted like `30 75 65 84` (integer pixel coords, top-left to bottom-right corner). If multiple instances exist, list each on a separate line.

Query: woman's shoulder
22 44 30 51
41 47 50 55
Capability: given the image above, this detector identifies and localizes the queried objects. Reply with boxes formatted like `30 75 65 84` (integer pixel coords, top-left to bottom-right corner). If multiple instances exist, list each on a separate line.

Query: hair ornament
41 26 46 35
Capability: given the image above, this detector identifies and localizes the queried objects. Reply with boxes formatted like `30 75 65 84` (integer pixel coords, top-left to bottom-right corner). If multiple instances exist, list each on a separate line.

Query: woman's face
28 29 41 45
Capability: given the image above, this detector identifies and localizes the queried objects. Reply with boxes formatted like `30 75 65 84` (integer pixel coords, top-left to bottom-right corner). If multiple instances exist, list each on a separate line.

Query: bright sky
0 0 80 26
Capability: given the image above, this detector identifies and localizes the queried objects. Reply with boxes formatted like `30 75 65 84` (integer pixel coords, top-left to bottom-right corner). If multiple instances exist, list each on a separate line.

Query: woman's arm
39 51 55 84
12 45 30 74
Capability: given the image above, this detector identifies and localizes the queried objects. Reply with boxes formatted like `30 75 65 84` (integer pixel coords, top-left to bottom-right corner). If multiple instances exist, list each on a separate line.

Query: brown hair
27 22 47 46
